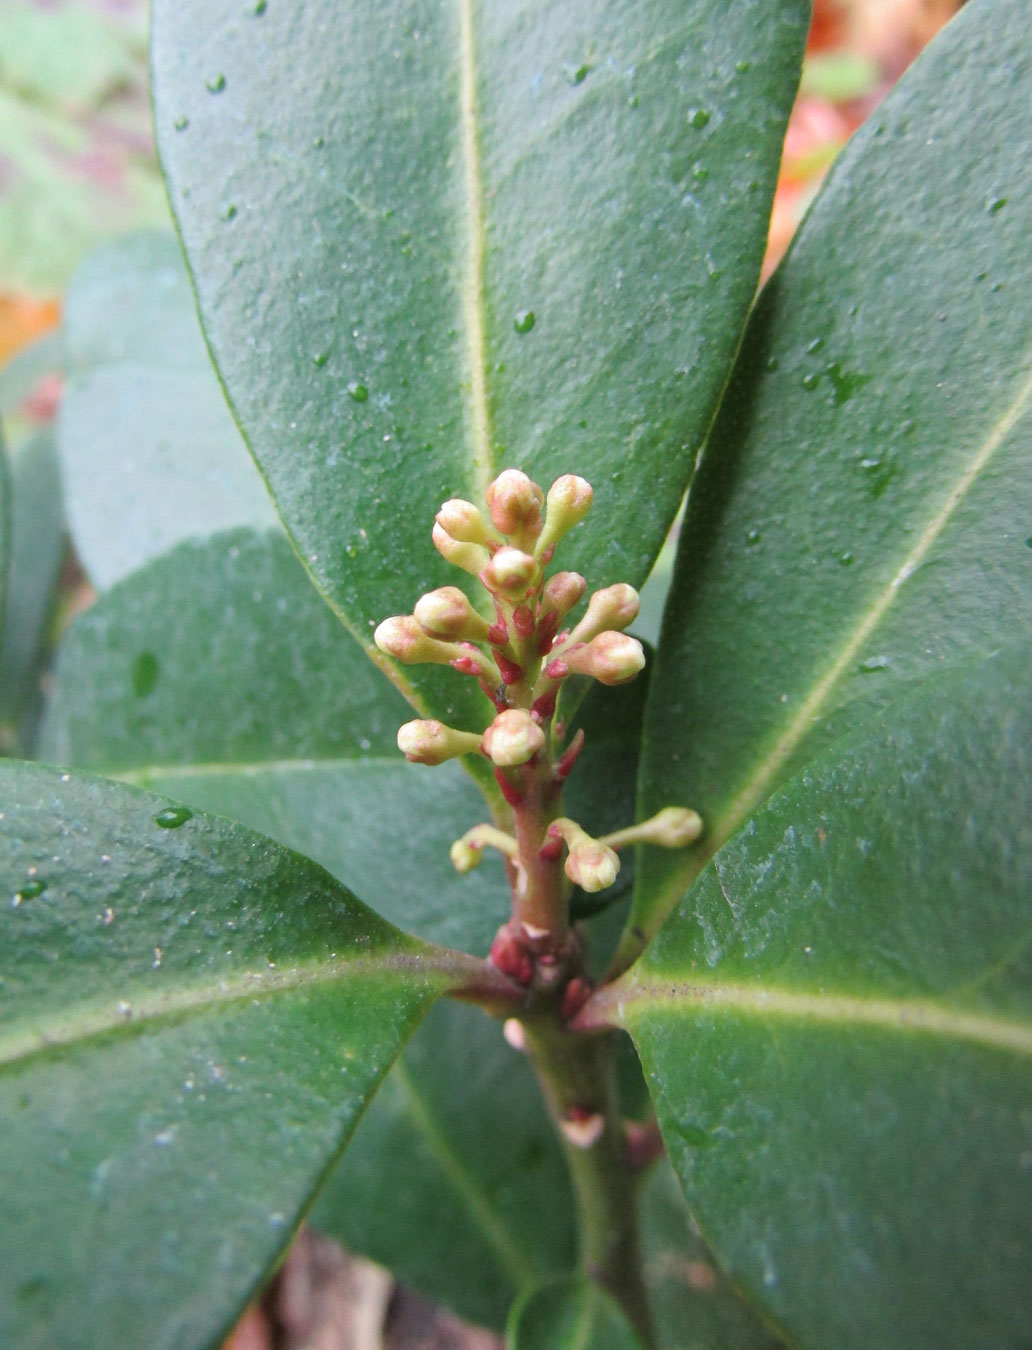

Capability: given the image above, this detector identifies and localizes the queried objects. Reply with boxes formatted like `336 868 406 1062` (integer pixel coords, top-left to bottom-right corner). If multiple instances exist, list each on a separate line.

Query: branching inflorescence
375 469 702 1002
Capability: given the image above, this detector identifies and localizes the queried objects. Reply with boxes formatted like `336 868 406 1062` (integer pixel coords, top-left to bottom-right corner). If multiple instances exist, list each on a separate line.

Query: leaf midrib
595 976 1032 1055
111 755 407 784
0 949 457 1074
649 354 1032 926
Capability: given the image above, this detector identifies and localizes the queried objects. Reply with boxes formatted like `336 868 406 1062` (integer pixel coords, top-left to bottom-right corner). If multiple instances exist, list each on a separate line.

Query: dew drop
628 93 640 109
801 372 820 391
858 655 889 673
805 336 824 354
222 203 238 221
689 108 711 129
564 61 591 86
206 74 226 94
735 60 752 73
347 381 369 402
173 115 189 131
312 135 325 148
746 529 761 547
155 806 193 829
766 355 780 372
838 551 854 566
132 651 160 698
13 878 47 904
986 194 1007 215
312 351 329 368
514 309 536 334
253 0 267 12
1025 537 1032 549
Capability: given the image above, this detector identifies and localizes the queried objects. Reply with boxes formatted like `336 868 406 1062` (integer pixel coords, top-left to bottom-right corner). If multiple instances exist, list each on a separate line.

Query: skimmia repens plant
1 1 1030 1348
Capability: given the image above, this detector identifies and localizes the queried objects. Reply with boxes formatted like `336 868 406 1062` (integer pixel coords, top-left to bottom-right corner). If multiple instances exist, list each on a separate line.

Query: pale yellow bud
374 615 463 667
568 584 640 646
485 469 544 542
540 571 587 624
602 806 704 851
450 838 483 873
536 475 593 558
547 818 620 893
564 631 645 685
397 719 484 765
481 546 540 598
413 586 491 641
436 499 491 545
482 709 546 767
432 523 491 575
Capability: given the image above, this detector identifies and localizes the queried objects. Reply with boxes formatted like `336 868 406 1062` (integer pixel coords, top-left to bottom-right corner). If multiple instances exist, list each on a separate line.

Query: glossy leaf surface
631 0 1032 948
0 429 64 754
0 762 451 1350
507 1278 643 1350
57 231 277 588
314 1000 576 1330
152 0 807 721
39 528 509 953
599 643 1032 1348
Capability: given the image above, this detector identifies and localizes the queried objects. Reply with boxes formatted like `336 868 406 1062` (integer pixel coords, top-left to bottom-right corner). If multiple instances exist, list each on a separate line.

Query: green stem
522 1020 655 1347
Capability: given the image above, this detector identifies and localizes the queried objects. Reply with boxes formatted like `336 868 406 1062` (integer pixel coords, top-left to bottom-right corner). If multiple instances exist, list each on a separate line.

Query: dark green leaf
0 761 454 1350
58 231 277 588
0 429 64 755
39 528 508 953
630 0 1032 952
152 0 807 722
598 643 1032 1348
313 999 576 1331
507 1277 644 1350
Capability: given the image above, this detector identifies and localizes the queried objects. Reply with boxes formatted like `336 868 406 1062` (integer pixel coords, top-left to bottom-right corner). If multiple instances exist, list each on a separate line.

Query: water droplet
858 457 897 499
347 381 369 402
312 135 325 148
1025 537 1032 549
746 529 761 547
801 371 820 391
154 806 193 829
514 309 536 334
825 362 871 406
312 351 328 368
173 115 189 132
766 356 780 372
13 878 47 903
805 336 824 354
222 203 238 221
253 0 267 13
986 194 1007 215
564 61 591 86
628 94 639 109
689 108 711 129
206 74 226 94
116 1000 133 1019
132 651 160 698
735 60 752 73
838 551 854 566
858 655 889 673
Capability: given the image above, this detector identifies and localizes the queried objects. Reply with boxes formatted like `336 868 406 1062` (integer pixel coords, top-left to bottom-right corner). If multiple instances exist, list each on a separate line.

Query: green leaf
0 426 9 642
0 429 64 755
597 642 1032 1348
39 528 508 953
313 999 576 1331
57 231 278 588
151 0 808 722
0 760 454 1350
507 1277 644 1350
630 0 1032 951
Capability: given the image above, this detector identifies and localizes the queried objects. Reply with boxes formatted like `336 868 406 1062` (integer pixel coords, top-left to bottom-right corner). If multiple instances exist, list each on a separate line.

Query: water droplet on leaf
14 878 47 903
173 115 189 131
206 74 226 93
564 62 591 86
347 381 369 402
801 372 820 391
514 309 536 334
689 108 711 129
746 529 761 547
986 194 1007 215
155 806 193 829
858 655 889 673
312 352 328 367
132 651 160 698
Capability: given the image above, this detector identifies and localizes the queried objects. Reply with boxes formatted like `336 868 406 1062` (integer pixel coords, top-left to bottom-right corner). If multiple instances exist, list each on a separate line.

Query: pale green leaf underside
603 642 1032 1348
0 762 453 1350
152 0 808 725
631 0 1032 951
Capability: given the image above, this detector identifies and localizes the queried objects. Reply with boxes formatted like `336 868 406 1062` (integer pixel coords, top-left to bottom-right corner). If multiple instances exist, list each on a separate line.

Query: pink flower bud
540 571 586 624
563 631 645 685
568 584 640 645
413 586 491 641
436 498 491 545
397 719 484 765
481 546 540 598
374 615 463 667
535 475 593 558
485 469 544 542
483 709 545 767
432 522 490 575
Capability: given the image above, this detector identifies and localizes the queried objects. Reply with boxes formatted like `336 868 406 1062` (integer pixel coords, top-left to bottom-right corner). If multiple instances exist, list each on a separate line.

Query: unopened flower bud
432 523 491 575
535 475 593 559
481 546 539 598
483 709 545 767
397 719 483 765
485 470 544 544
547 818 620 893
436 498 491 545
602 806 704 851
540 571 587 623
414 586 491 641
449 823 518 873
375 615 462 665
450 837 482 873
564 631 645 685
568 584 640 645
